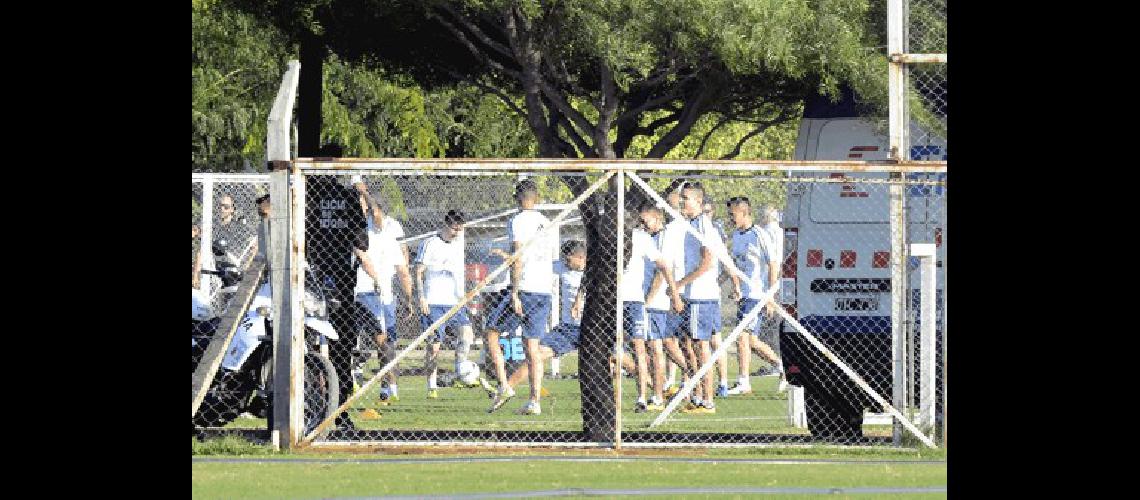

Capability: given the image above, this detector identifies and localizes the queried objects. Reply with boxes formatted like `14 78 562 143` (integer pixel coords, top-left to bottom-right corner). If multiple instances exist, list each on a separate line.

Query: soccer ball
457 360 480 386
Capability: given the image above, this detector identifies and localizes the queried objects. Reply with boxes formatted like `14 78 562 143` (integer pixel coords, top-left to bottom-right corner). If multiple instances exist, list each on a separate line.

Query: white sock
389 384 398 397
637 397 646 405
667 366 677 386
457 331 472 363
428 371 437 389
649 395 662 405
738 375 749 386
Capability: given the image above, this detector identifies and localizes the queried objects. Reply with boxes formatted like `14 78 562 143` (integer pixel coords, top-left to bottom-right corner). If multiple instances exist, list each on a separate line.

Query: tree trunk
578 187 618 443
298 30 324 157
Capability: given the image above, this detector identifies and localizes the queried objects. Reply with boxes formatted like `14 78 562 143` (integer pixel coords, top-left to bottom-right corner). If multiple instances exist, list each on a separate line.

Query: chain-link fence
192 173 272 434
248 162 946 449
900 0 947 158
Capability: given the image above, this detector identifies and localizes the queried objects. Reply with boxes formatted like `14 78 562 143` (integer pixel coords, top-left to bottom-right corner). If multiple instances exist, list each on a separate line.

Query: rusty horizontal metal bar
890 53 947 64
294 158 946 174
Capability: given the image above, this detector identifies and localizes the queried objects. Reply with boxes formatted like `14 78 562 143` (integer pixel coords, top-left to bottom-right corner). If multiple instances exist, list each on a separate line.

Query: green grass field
192 445 946 499
221 345 891 438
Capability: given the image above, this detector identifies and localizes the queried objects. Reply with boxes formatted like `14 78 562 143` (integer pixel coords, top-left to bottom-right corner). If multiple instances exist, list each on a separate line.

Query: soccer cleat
726 383 753 396
646 401 664 411
517 401 541 415
634 401 648 413
664 385 680 399
696 404 717 414
488 386 516 413
716 385 729 398
777 376 789 393
427 389 439 399
359 408 382 420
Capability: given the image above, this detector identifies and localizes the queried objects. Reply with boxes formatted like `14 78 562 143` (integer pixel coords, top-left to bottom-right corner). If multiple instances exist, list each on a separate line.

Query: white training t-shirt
507 210 555 294
369 215 405 241
555 260 584 326
354 229 405 302
621 230 663 303
414 234 465 305
646 222 683 311
681 213 725 301
731 226 776 300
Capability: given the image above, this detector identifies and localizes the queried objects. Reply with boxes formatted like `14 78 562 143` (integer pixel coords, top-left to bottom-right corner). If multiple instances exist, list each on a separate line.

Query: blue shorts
624 301 655 341
543 324 581 356
646 309 679 341
356 292 397 345
737 298 770 332
683 300 721 341
486 292 552 339
420 305 471 343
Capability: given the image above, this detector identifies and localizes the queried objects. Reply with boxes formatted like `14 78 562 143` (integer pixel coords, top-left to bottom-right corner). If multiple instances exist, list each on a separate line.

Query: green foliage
192 2 292 171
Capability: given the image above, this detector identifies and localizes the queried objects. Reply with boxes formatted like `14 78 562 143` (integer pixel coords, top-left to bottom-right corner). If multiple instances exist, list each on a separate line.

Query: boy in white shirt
485 180 556 415
413 210 475 399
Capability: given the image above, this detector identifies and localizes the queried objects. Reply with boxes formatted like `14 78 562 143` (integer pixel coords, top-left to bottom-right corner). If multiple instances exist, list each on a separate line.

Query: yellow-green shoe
427 389 439 399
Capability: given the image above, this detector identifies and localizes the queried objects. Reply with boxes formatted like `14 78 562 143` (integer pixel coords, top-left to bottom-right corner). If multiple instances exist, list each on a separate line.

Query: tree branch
429 11 521 79
717 107 799 159
645 85 717 158
436 4 514 61
694 113 735 159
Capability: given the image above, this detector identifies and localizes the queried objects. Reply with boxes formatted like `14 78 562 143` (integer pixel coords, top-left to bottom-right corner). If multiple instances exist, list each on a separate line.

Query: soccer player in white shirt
486 180 556 415
355 193 415 402
631 203 685 412
413 210 475 399
724 197 783 396
488 241 587 413
673 181 726 414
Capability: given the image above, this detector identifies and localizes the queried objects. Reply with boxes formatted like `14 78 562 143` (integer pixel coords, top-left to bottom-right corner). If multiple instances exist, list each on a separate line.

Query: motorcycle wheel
303 353 339 436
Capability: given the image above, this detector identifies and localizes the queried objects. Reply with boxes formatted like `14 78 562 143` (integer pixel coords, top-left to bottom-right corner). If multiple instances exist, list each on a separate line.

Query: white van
778 94 946 439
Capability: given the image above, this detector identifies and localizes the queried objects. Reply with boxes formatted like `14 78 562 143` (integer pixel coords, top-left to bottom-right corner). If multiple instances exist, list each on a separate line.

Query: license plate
835 297 878 311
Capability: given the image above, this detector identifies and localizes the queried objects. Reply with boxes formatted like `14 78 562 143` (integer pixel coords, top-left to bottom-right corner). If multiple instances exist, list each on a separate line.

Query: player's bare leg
524 337 543 404
485 329 508 387
649 339 666 406
632 338 650 404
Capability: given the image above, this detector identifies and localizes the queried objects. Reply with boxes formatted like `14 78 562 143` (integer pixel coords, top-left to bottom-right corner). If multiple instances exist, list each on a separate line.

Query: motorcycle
192 255 340 437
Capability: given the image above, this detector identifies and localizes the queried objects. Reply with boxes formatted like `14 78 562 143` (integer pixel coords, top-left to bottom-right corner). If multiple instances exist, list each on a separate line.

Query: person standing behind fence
305 143 372 431
486 180 555 416
355 190 415 405
724 196 783 396
640 203 689 410
413 210 475 399
214 193 253 259
623 207 684 413
674 181 725 414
